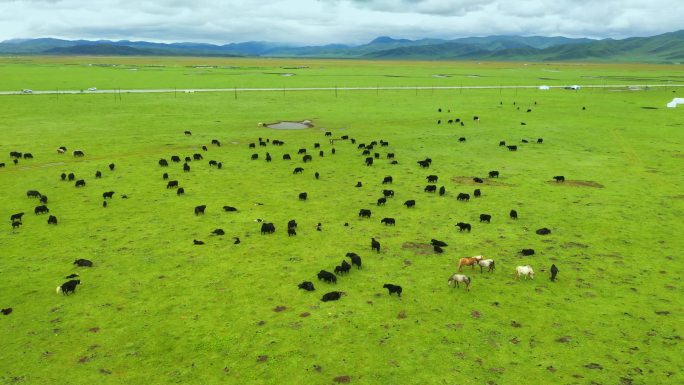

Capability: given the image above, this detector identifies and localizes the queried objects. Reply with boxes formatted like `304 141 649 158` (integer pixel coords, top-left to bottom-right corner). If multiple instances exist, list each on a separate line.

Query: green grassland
0 58 683 385
1 56 684 92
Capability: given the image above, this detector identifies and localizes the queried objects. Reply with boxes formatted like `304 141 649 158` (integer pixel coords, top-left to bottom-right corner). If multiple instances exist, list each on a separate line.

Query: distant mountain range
1 30 683 62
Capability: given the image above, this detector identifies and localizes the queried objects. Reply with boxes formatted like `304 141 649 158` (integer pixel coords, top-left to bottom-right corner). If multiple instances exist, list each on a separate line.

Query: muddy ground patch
451 176 513 186
546 180 604 188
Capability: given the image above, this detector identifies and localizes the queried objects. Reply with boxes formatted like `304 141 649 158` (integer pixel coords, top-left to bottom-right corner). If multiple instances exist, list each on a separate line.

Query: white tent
666 98 684 108
538 85 550 90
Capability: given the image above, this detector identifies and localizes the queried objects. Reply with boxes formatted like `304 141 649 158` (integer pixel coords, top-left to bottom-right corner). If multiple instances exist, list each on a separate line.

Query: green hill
362 42 491 59
43 44 154 56
489 30 684 62
1 30 683 62
359 30 684 63
42 44 243 57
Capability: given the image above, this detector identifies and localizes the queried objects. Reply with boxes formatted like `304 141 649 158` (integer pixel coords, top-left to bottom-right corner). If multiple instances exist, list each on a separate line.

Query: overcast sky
1 0 682 44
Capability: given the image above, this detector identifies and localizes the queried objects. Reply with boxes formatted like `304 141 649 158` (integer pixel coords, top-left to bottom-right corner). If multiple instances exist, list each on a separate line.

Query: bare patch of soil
333 375 351 383
546 180 604 188
401 242 433 255
451 176 512 186
273 306 287 312
563 242 589 248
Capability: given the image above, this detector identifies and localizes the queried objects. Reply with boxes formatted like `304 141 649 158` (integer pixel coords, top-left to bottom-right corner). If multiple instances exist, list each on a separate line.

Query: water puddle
266 120 313 130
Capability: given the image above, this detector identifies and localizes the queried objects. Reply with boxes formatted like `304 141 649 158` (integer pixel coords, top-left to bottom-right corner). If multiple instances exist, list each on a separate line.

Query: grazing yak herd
5 147 110 299
4 107 565 309
8 148 118 230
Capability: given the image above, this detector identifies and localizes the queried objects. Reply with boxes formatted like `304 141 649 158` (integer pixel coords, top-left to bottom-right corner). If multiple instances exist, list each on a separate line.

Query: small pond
266 120 313 130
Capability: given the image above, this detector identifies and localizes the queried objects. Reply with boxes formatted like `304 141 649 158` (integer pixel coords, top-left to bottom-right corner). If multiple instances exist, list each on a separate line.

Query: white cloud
0 0 681 44
334 0 493 16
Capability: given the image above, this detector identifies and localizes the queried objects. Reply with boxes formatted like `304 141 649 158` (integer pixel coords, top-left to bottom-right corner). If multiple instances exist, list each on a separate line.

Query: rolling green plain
1 56 683 385
1 56 684 91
